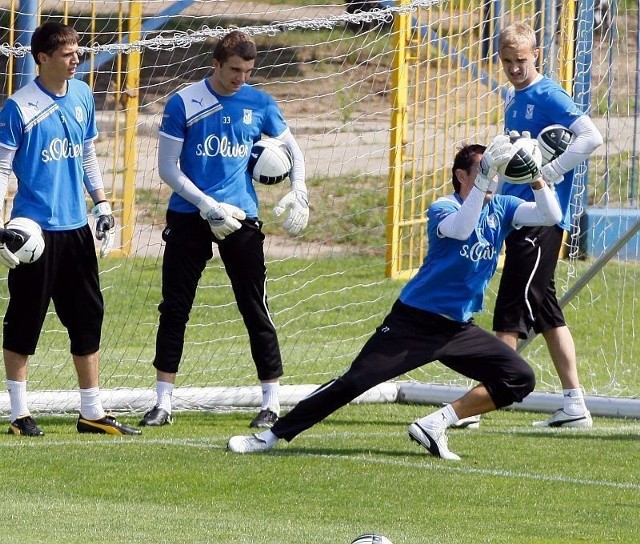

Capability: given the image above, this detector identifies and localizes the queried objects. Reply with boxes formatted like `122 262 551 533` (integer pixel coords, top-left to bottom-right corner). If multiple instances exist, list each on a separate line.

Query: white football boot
408 421 461 461
532 409 593 428
450 414 481 429
227 433 276 453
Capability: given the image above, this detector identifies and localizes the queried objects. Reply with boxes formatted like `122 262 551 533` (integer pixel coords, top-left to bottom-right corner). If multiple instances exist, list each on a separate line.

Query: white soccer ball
350 535 393 544
537 124 574 165
248 138 293 185
497 136 542 183
4 217 45 264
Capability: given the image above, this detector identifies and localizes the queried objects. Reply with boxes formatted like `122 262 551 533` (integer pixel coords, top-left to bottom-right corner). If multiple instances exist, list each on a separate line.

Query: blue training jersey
159 78 288 217
501 76 583 231
0 78 98 230
399 193 523 323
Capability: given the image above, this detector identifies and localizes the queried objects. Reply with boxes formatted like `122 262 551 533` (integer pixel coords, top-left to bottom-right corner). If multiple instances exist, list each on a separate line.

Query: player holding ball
140 30 308 429
492 22 603 428
0 22 137 437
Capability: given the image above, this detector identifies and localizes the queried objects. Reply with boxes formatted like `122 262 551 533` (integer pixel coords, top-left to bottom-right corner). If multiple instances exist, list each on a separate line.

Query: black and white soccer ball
247 138 293 185
536 124 574 166
350 535 393 544
497 137 542 183
4 217 45 264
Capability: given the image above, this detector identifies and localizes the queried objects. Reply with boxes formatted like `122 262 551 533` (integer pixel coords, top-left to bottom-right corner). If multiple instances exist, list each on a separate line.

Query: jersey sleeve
259 94 288 138
541 87 584 129
159 93 187 141
0 100 24 151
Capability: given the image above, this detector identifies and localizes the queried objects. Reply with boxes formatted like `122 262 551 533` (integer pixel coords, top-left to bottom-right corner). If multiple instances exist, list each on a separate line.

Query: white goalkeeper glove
474 134 514 192
92 201 115 258
197 196 246 240
508 129 532 141
541 162 564 185
0 227 20 269
273 189 309 235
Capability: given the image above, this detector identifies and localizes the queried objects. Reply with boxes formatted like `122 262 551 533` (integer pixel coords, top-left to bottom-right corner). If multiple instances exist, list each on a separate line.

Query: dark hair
31 22 79 65
451 144 485 194
213 30 257 65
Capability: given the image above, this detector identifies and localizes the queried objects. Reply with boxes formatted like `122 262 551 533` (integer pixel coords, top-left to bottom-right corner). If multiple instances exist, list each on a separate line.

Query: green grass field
0 247 638 544
1 406 639 544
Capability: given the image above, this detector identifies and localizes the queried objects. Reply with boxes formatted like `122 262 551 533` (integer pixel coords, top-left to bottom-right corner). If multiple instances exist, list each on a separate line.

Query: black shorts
492 225 566 338
3 225 103 356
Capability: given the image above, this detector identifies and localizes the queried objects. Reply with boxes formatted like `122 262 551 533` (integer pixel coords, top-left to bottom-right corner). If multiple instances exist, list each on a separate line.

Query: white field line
1 425 639 491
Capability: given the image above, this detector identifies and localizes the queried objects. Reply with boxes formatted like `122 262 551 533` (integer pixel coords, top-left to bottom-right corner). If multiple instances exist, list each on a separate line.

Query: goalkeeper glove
197 197 246 240
92 201 115 258
274 189 309 235
474 134 514 192
541 162 564 185
0 228 20 269
507 129 532 142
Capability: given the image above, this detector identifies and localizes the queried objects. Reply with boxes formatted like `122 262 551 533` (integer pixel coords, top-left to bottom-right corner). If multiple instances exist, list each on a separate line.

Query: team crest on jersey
525 104 534 119
243 109 252 124
487 213 498 228
75 106 84 122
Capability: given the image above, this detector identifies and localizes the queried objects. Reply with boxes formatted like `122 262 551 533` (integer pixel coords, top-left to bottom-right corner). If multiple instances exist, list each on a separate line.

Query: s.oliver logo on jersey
41 138 83 163
196 135 249 158
460 241 495 262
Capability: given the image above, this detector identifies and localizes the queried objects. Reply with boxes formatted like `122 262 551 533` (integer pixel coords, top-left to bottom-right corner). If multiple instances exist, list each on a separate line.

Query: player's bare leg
409 384 496 461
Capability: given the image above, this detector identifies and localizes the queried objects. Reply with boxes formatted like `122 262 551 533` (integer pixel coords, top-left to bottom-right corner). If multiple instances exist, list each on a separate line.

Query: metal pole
631 0 639 206
15 0 37 89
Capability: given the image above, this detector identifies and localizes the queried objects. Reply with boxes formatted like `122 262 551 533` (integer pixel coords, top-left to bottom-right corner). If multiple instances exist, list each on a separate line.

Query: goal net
0 1 637 417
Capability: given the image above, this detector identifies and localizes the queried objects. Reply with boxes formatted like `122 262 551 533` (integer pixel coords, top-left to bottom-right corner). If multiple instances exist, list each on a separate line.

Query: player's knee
489 363 536 408
513 364 536 402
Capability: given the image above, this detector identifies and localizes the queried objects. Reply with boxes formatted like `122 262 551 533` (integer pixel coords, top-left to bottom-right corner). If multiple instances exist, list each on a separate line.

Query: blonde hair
499 22 538 53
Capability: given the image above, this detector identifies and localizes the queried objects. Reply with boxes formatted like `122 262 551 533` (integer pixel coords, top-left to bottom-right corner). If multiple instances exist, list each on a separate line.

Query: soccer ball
537 124 574 165
4 217 45 264
497 136 542 183
247 138 293 185
350 535 393 544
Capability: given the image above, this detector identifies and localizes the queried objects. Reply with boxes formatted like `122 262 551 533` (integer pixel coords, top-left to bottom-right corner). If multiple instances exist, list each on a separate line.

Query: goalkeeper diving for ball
229 134 561 460
140 30 308 430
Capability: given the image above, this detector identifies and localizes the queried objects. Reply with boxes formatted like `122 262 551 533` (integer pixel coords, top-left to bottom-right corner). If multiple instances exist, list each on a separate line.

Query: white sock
563 388 587 415
7 380 30 422
79 387 106 420
419 403 458 429
261 381 280 415
156 381 174 413
257 429 279 447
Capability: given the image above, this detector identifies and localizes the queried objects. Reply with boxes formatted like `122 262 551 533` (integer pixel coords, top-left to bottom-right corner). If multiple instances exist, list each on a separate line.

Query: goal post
0 1 638 418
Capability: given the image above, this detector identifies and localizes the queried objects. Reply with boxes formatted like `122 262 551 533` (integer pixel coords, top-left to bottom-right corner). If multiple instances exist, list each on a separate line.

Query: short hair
498 22 538 53
213 30 257 65
31 22 79 65
451 144 485 194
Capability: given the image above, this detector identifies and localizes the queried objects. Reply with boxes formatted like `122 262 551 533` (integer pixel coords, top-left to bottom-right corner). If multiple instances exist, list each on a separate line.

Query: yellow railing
2 0 140 256
385 0 579 279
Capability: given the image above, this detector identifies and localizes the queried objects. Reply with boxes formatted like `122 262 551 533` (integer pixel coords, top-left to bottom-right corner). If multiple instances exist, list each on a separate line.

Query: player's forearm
553 115 603 174
276 129 306 192
82 139 105 193
0 145 15 218
513 184 562 226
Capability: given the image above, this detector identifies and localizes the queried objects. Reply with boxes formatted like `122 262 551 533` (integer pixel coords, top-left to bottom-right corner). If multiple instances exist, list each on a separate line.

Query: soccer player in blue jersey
492 22 603 428
0 22 141 436
140 30 309 429
227 135 562 460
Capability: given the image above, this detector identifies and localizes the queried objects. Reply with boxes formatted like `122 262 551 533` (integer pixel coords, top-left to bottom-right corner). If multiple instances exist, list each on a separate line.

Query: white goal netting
0 1 638 416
